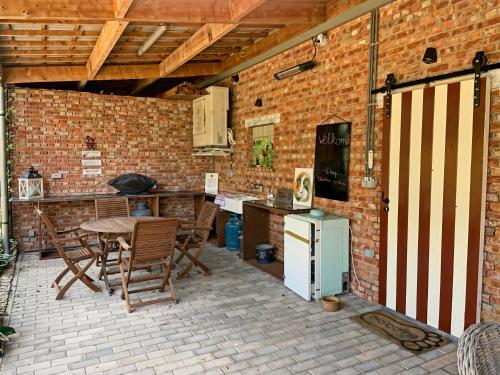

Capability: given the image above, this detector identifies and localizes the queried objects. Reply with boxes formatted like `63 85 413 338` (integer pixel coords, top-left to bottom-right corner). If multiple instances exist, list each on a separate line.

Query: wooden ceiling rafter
0 0 345 95
78 0 134 89
2 62 221 83
131 0 270 94
0 0 327 25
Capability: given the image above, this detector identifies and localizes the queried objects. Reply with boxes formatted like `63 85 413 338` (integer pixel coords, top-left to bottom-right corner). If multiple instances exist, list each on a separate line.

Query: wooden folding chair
175 201 218 279
94 198 129 280
117 218 178 313
35 208 101 300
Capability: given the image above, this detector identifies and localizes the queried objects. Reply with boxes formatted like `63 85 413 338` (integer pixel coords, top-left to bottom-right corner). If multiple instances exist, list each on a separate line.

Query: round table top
80 216 164 234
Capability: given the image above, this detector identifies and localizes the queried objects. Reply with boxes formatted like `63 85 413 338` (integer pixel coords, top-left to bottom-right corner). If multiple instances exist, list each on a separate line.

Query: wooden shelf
246 258 284 280
15 191 209 260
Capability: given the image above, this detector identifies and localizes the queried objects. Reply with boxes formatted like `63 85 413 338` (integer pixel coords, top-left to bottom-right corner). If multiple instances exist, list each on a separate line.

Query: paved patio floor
1 245 458 375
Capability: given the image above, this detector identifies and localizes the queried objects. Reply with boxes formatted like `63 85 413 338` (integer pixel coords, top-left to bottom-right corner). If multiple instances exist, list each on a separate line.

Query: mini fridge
284 213 349 301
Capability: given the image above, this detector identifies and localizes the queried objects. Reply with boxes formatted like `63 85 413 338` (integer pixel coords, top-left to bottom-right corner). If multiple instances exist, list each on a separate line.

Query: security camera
313 34 328 47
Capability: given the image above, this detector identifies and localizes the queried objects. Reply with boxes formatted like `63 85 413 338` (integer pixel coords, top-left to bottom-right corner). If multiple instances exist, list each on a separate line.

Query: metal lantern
19 166 44 200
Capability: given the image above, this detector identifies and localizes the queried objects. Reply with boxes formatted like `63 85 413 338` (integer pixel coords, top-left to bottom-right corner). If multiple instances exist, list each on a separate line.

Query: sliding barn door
379 78 490 337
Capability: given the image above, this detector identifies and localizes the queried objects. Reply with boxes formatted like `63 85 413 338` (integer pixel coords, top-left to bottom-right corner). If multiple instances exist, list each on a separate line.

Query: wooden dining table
80 216 165 294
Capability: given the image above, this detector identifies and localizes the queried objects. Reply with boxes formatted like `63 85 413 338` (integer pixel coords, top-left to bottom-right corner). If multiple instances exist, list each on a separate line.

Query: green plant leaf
0 326 15 336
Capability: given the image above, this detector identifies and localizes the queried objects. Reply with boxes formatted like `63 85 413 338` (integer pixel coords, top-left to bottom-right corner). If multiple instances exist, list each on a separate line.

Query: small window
252 124 274 169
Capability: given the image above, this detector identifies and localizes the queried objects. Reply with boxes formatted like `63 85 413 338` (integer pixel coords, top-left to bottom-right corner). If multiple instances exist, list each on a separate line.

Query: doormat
351 310 450 353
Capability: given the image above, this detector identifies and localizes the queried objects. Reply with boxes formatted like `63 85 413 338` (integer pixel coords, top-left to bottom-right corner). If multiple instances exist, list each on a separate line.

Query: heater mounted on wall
274 60 315 80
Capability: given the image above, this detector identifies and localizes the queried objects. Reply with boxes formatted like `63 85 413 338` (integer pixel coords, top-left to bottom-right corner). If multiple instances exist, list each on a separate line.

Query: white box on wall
193 86 229 148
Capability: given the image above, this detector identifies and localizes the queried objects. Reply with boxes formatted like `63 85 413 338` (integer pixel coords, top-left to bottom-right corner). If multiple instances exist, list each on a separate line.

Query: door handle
381 191 390 205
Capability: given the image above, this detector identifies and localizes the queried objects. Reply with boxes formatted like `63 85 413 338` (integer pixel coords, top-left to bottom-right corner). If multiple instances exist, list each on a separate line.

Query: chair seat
67 247 101 261
176 233 202 245
122 256 170 269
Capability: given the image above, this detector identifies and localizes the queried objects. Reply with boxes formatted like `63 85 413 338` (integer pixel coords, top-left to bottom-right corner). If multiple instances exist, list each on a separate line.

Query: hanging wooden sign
313 122 351 201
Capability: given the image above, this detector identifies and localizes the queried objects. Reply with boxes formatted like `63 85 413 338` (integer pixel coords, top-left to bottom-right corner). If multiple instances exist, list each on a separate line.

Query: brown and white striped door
379 78 490 337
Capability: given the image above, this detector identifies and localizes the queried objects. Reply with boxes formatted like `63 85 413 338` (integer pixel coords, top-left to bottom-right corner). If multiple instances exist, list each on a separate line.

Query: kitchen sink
222 194 259 214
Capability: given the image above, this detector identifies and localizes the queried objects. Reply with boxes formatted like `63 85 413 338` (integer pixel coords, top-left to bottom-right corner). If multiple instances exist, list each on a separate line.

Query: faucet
247 180 263 193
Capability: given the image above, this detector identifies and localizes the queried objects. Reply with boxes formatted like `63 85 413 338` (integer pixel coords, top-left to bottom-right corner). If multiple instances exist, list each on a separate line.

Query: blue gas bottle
225 214 242 251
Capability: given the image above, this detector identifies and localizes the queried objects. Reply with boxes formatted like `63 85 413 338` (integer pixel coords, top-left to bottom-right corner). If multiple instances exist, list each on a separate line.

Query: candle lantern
19 166 44 200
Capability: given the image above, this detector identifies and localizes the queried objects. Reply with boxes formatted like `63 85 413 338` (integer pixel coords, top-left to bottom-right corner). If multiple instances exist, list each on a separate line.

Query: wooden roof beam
114 0 134 18
3 63 220 84
0 0 326 24
85 19 129 80
83 0 134 84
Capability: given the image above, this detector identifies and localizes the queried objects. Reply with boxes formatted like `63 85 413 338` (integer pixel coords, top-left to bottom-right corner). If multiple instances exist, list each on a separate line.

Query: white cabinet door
284 216 311 300
193 97 205 136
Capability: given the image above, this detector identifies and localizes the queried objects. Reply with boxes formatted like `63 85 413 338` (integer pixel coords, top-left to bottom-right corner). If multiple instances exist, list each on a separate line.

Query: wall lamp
422 47 438 64
274 60 315 80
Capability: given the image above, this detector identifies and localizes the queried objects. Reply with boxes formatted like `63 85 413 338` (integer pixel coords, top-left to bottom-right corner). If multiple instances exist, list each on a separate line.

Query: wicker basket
320 296 341 312
457 322 500 375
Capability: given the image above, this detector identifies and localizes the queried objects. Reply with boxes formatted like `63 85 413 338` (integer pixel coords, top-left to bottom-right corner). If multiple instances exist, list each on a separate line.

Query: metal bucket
256 244 274 264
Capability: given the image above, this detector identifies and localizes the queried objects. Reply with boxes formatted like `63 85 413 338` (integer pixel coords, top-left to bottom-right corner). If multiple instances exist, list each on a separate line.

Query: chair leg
52 266 70 288
120 263 133 312
72 260 100 292
177 247 209 279
159 264 169 292
56 258 98 299
168 277 177 304
174 249 186 265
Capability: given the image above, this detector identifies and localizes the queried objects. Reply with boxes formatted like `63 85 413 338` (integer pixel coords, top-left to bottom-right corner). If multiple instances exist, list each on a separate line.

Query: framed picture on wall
293 168 314 207
313 122 351 201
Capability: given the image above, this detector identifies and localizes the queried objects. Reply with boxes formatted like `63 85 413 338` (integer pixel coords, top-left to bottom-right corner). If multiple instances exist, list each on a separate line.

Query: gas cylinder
225 214 242 251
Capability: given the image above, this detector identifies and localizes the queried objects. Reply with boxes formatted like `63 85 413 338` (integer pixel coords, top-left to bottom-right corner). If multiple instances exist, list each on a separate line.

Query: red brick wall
7 1 499 322
214 0 499 321
9 89 213 250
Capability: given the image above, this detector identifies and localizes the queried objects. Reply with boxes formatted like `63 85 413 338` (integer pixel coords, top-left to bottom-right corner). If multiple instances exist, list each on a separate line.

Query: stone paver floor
1 245 458 375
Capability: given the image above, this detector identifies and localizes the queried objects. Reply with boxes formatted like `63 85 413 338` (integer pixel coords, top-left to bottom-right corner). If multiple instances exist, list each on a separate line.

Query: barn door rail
372 60 499 98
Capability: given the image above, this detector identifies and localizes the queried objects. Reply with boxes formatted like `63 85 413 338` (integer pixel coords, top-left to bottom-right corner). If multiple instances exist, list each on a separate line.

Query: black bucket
256 244 274 264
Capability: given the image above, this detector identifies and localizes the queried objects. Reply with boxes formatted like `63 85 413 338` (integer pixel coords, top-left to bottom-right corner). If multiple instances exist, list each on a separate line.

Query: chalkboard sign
313 122 351 201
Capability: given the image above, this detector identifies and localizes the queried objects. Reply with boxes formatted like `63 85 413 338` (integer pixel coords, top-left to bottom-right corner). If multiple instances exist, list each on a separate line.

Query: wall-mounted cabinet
193 86 229 148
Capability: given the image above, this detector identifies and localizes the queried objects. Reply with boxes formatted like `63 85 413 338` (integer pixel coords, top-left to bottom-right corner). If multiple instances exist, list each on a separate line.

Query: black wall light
422 47 438 64
255 98 263 107
231 74 240 83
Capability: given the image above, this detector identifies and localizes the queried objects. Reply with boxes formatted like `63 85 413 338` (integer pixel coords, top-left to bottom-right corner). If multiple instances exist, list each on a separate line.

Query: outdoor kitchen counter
242 200 310 280
10 190 206 203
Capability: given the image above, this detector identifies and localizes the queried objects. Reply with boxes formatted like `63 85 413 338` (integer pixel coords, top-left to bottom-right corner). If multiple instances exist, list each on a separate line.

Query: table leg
37 202 43 258
101 240 113 295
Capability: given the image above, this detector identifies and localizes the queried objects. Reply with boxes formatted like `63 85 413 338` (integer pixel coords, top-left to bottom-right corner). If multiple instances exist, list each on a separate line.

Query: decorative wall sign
85 136 97 150
205 173 218 194
313 122 351 201
82 150 101 158
83 168 102 176
81 159 102 166
293 168 314 207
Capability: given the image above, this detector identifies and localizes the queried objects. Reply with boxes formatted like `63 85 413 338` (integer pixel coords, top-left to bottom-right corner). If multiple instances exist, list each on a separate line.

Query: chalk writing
318 131 348 146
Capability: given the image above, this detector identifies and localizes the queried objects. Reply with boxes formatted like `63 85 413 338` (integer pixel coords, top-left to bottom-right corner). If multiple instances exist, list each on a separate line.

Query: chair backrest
130 218 177 262
34 208 67 260
194 201 219 241
95 197 129 219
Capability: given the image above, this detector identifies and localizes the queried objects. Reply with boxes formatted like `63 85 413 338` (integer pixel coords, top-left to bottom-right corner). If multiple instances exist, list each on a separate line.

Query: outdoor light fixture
231 74 240 83
255 98 263 107
422 47 438 64
274 60 315 80
18 166 44 200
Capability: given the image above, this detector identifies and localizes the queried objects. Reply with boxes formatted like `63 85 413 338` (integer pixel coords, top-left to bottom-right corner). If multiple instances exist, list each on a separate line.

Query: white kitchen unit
193 86 229 148
284 213 349 301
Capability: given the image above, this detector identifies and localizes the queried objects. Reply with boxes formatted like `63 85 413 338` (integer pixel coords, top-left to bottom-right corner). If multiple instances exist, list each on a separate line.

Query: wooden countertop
11 190 206 203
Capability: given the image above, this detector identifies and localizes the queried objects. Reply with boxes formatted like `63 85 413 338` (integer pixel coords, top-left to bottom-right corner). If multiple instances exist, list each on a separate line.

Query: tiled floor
1 245 458 375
